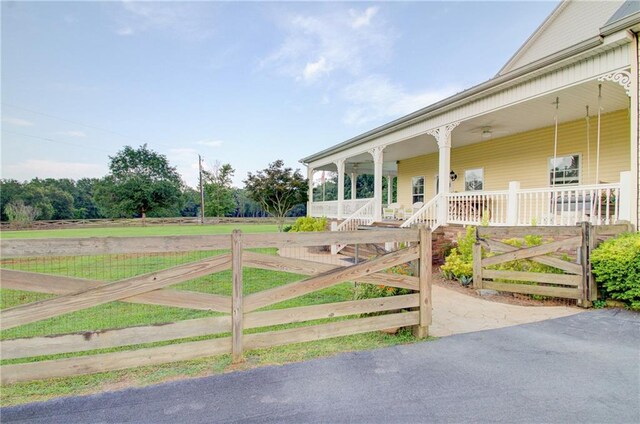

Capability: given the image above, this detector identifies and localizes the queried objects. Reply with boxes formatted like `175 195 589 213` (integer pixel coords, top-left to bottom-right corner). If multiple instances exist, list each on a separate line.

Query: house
300 0 640 233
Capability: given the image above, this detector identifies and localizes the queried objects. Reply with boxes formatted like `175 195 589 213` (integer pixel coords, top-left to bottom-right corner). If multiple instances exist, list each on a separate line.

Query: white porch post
631 33 639 229
507 181 521 225
428 122 460 226
370 146 384 222
351 172 357 200
307 167 314 217
386 175 393 205
335 159 345 219
619 171 632 222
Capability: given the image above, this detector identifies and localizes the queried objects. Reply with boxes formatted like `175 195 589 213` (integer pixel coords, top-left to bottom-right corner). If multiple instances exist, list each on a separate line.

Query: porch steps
339 224 466 265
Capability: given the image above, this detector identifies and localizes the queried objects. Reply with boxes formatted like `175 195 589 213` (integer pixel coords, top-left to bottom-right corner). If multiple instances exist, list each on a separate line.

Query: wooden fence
0 228 431 384
0 216 297 231
473 223 631 305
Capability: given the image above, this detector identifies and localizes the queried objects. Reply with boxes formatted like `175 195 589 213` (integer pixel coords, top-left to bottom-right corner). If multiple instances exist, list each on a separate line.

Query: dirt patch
433 269 577 307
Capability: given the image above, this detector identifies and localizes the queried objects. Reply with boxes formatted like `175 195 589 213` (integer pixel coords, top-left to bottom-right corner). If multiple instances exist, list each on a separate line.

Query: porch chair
382 203 399 220
412 202 424 214
399 205 414 220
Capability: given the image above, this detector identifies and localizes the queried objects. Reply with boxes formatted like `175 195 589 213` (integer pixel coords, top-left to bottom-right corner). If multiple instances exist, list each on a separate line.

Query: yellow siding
398 109 630 207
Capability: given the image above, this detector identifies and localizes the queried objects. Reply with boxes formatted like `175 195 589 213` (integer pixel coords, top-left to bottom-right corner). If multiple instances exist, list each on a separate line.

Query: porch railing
331 199 377 254
400 194 441 229
309 199 373 219
446 191 509 226
309 200 338 218
517 184 620 226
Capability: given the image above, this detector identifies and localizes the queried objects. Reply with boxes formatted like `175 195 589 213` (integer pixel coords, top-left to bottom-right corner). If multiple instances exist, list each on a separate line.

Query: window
549 155 580 186
464 168 484 191
412 176 424 203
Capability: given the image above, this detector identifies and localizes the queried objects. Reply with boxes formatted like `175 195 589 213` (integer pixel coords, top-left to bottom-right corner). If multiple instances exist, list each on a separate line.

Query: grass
0 224 428 406
0 223 280 239
1 330 426 407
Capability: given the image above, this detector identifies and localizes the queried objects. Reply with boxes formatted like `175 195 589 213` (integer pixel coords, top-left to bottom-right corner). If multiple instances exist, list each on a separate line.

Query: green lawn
0 225 426 406
0 223 280 239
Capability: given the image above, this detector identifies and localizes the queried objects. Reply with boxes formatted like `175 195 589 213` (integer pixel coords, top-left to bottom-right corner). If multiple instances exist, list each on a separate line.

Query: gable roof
498 0 625 76
605 0 640 27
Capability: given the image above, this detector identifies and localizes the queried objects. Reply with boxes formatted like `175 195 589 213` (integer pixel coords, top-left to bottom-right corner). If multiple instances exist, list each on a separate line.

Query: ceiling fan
468 121 510 139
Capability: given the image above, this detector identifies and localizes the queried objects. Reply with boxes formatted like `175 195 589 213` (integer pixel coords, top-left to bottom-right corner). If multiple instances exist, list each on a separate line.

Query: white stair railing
400 194 441 229
331 198 376 254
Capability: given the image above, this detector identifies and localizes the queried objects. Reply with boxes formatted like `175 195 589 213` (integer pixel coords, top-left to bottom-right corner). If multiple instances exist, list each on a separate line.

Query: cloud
3 159 105 180
114 1 216 40
59 130 87 138
350 6 378 29
116 27 134 36
3 116 34 127
342 75 461 126
303 57 332 81
196 140 224 148
262 6 394 83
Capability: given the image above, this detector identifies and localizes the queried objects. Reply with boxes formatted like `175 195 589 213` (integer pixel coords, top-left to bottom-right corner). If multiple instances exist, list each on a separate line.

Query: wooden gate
0 227 431 384
472 223 631 305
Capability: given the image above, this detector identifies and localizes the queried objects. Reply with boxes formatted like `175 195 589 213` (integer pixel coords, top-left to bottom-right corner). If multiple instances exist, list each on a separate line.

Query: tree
95 144 182 220
74 178 104 219
179 187 201 217
203 163 236 217
0 179 24 221
244 160 307 231
4 199 39 225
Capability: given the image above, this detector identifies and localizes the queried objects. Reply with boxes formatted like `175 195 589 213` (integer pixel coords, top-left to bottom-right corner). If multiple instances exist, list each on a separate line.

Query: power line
1 129 113 153
2 102 176 151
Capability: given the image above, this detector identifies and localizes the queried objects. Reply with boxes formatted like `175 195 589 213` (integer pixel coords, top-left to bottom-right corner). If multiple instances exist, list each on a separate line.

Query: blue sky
1 1 558 187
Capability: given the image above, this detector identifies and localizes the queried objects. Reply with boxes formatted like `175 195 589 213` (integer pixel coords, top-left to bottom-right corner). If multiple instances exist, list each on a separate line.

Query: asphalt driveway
3 309 639 423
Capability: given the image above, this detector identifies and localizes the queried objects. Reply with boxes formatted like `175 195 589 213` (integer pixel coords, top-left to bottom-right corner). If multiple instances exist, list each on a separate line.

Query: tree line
1 145 307 227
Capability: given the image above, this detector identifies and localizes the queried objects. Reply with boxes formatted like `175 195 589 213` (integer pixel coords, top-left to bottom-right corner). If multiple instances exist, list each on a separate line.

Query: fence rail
0 216 296 231
0 227 431 383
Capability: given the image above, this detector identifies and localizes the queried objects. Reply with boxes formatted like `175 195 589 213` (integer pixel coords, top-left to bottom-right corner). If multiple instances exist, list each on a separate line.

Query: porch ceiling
382 78 629 162
312 78 629 173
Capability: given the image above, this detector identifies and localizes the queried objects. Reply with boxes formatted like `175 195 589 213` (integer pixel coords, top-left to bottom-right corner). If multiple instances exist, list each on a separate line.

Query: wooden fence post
578 222 592 308
231 229 244 363
587 222 597 302
472 242 483 289
412 225 431 338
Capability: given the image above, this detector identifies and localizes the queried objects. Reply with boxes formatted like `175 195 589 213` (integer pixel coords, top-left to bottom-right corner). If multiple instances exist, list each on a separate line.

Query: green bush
441 226 475 281
591 232 640 310
441 228 564 292
355 263 413 315
289 216 327 232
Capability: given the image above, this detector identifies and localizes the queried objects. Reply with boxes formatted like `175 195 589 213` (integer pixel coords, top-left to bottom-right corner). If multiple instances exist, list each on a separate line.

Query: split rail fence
0 228 431 384
472 223 630 305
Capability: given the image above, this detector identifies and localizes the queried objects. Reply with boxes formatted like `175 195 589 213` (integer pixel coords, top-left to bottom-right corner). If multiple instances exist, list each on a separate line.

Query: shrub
441 227 565 292
354 263 413 310
289 216 327 232
591 232 640 310
5 200 39 224
441 226 475 281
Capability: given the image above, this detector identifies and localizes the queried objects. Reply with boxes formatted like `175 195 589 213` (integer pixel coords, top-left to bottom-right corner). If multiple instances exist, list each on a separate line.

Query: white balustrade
400 195 440 229
446 191 510 226
313 181 624 229
517 184 620 226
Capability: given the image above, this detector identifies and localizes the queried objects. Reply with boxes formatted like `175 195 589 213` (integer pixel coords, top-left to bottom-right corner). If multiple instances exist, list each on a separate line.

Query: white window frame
464 168 484 191
548 154 581 186
412 176 425 203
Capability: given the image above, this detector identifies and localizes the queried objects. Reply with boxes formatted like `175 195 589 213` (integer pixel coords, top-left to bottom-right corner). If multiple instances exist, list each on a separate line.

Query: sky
1 0 559 188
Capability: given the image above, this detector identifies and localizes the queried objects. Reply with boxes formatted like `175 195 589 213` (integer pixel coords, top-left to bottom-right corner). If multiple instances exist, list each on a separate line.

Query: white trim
412 175 425 204
464 167 485 191
548 153 582 186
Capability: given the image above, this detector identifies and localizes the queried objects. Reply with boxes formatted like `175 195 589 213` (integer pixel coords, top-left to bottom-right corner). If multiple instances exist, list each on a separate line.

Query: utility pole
199 154 205 225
